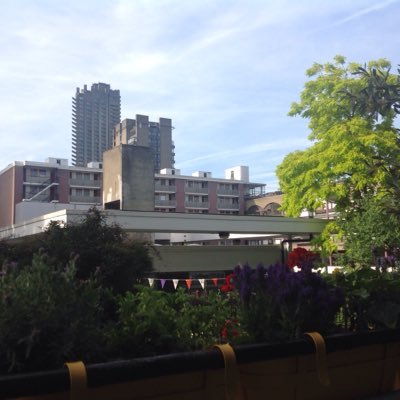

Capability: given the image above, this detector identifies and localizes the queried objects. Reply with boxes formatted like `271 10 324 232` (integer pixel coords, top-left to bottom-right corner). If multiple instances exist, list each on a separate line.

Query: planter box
1 329 400 400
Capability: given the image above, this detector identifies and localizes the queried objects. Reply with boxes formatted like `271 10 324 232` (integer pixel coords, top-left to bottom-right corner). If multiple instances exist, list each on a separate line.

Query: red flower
287 247 317 269
221 319 239 341
220 273 235 293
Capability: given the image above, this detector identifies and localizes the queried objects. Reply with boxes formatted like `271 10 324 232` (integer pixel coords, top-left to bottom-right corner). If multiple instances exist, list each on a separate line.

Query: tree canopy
276 56 400 264
1 208 153 293
277 55 399 217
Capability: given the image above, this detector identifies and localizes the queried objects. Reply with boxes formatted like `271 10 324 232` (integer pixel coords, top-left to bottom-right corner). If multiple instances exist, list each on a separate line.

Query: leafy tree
39 208 153 293
277 55 398 216
276 56 400 263
337 195 400 265
0 208 153 293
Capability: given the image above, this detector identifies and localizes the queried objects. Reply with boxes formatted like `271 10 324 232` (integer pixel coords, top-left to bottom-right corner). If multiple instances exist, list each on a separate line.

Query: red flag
212 278 218 287
185 279 192 289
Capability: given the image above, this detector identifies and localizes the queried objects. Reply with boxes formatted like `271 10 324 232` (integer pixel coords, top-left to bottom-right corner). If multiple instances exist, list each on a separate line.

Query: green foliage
0 208 153 294
277 56 399 217
337 195 400 265
277 56 400 262
172 289 245 349
107 287 243 359
0 254 106 373
332 267 400 331
39 208 153 293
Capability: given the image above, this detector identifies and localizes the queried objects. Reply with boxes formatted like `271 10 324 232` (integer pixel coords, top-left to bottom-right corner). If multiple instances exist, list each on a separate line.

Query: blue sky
1 0 400 190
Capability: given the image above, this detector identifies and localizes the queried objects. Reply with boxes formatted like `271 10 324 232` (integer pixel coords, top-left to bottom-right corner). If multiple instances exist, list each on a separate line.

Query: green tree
39 208 153 293
277 56 398 216
276 56 400 264
0 208 153 294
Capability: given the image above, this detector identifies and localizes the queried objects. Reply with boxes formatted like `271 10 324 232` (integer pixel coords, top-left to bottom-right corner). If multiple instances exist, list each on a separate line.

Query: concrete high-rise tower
113 115 175 173
72 83 121 167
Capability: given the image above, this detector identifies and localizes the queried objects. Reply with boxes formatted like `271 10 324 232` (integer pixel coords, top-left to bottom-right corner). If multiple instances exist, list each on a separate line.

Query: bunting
144 277 227 290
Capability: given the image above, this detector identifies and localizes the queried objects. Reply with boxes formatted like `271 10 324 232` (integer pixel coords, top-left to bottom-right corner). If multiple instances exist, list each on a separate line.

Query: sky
1 0 400 191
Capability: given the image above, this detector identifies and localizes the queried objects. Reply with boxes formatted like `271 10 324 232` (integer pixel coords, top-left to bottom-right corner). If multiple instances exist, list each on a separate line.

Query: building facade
114 115 175 172
0 158 265 228
154 167 265 215
0 158 102 228
72 83 121 167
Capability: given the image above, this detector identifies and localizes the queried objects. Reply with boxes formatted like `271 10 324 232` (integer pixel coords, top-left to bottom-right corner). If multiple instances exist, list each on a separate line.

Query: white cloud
0 0 399 189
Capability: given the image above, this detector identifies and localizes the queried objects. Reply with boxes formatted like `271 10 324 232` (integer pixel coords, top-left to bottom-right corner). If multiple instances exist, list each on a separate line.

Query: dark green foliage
331 267 400 331
1 208 153 294
337 195 400 266
106 287 243 359
0 254 106 373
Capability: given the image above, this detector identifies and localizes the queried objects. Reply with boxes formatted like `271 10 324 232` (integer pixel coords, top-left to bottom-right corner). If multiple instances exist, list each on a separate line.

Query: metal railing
184 187 208 194
155 184 176 192
217 189 239 196
69 179 101 187
217 203 239 210
69 196 101 203
184 201 209 208
155 200 176 207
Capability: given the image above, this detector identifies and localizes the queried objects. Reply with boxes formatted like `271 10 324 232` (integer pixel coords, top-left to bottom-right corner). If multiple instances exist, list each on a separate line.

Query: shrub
0 254 106 373
233 263 344 341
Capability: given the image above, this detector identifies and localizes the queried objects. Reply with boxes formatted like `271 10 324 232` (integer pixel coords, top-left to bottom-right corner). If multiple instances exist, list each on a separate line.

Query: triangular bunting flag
199 279 205 289
212 278 218 287
160 279 166 288
173 279 179 289
148 278 154 287
185 279 192 289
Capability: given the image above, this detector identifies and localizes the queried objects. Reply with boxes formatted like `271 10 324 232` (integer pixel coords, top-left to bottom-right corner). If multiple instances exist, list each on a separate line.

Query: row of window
69 172 100 180
156 179 239 191
69 188 100 197
28 168 47 177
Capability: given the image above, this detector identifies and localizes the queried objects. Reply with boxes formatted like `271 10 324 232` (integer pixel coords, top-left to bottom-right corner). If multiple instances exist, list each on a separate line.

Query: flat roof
0 209 327 240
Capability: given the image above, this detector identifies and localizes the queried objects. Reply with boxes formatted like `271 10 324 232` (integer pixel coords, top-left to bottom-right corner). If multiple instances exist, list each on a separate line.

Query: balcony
69 179 101 188
24 176 51 184
184 187 208 194
155 199 176 207
155 183 176 193
185 201 209 209
217 203 240 210
69 196 101 204
217 189 239 196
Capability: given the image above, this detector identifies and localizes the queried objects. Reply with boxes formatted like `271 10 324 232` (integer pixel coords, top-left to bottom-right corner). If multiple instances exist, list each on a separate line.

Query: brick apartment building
0 158 265 229
0 158 102 228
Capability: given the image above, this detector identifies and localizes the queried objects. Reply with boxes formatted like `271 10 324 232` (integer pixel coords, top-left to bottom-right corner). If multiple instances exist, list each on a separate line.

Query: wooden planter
1 329 400 400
